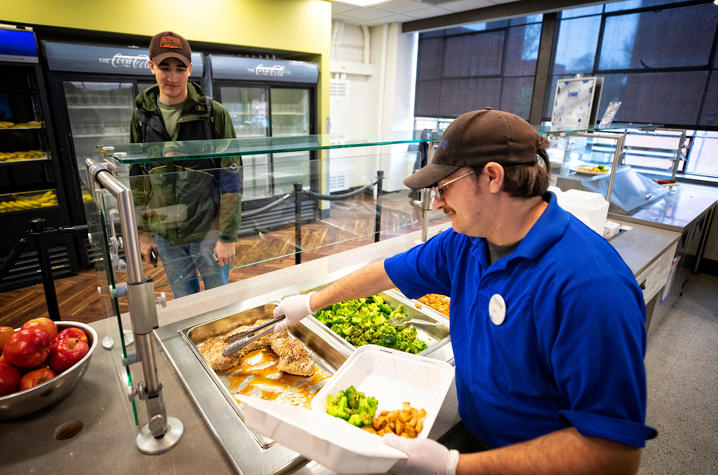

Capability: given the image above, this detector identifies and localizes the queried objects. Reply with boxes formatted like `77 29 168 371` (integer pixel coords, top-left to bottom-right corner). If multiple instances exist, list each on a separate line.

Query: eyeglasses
432 170 475 199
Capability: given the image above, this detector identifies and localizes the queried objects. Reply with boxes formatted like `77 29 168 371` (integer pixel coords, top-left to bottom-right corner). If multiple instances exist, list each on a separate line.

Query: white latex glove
273 292 314 332
383 433 459 475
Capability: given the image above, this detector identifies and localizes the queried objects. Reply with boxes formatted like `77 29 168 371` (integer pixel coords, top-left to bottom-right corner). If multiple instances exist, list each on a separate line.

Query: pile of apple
0 318 89 396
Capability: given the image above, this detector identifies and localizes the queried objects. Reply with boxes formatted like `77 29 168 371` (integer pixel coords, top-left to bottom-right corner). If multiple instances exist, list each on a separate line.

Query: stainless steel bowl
0 321 98 420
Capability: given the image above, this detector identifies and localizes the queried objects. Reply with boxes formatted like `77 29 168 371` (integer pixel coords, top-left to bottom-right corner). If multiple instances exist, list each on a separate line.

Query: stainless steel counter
0 221 680 474
610 183 718 232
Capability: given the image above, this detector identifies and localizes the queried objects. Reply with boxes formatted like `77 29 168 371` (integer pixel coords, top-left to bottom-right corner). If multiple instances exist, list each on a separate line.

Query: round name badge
488 294 506 326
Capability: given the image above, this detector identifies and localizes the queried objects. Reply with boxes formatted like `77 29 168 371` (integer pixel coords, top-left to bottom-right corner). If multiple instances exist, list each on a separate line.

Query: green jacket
129 82 242 244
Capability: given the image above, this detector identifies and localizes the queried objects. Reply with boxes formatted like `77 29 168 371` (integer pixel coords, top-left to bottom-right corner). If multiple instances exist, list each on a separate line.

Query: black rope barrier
241 193 292 218
302 180 378 202
293 171 384 264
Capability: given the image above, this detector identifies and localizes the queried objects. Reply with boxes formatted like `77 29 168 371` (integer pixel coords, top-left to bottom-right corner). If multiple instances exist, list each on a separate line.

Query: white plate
571 166 610 176
240 345 455 474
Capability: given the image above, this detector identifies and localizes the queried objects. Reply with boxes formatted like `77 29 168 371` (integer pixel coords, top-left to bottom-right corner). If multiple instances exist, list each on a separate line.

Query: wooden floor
0 192 442 328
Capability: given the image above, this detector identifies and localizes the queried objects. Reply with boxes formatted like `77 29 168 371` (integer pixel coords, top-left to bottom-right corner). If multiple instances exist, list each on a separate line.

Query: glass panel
561 5 603 18
220 86 268 138
99 133 443 164
598 71 708 125
89 142 450 300
439 78 501 117
500 76 534 119
698 74 718 127
271 88 310 137
554 16 601 74
504 24 540 77
417 37 443 80
83 189 138 424
63 81 135 173
686 131 718 177
599 5 717 70
605 0 691 13
442 31 504 77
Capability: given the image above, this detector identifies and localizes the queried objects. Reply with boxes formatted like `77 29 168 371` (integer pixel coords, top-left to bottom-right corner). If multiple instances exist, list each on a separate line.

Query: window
598 6 715 70
414 14 543 119
554 16 601 74
542 1 718 129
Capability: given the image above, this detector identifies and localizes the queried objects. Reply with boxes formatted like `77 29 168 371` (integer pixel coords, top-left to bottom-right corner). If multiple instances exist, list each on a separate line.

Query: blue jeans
154 230 230 298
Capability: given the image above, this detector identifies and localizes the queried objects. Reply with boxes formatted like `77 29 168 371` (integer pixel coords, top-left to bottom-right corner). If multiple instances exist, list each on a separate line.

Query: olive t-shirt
487 240 521 265
157 100 184 139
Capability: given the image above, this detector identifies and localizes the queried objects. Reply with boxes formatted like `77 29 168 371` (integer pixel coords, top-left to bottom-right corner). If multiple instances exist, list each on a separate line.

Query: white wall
329 21 418 193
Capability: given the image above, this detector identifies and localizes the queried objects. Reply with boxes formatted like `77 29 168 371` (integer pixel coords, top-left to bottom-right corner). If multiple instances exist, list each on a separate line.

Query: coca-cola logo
98 53 150 69
250 64 290 77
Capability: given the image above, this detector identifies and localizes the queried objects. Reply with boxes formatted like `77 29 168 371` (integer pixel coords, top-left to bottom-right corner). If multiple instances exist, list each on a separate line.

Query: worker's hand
214 240 236 267
139 233 157 265
273 292 315 332
383 433 460 475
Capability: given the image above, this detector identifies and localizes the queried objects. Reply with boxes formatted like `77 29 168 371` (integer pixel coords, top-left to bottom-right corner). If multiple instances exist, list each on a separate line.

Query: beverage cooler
41 40 205 260
209 55 319 232
0 28 80 291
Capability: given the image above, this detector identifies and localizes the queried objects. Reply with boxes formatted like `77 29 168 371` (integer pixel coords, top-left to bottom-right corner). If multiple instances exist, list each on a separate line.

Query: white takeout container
551 187 609 235
240 345 455 474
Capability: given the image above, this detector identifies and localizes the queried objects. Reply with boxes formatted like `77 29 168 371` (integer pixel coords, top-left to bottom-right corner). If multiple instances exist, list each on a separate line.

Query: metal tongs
222 315 285 357
387 316 449 332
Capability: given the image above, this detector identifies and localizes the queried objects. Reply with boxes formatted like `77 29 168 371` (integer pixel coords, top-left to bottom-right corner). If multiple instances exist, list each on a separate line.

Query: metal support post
29 218 60 321
604 131 626 203
374 170 384 242
670 129 686 182
294 183 303 265
84 159 183 454
419 142 435 243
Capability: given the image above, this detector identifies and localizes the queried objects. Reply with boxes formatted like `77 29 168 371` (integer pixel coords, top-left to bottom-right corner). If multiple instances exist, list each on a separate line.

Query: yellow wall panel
2 0 332 131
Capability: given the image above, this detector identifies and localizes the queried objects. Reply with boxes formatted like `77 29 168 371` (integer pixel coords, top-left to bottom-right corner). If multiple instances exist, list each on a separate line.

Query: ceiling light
338 0 389 6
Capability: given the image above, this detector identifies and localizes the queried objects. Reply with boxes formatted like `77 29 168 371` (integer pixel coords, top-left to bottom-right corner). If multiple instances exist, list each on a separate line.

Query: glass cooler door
63 81 134 170
220 86 270 200
270 88 311 195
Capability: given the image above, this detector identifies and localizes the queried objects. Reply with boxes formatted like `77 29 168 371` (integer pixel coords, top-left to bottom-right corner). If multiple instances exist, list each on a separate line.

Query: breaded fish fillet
198 321 315 376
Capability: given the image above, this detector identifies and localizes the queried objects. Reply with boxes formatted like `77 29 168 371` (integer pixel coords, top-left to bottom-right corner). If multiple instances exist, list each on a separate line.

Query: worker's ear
483 162 505 194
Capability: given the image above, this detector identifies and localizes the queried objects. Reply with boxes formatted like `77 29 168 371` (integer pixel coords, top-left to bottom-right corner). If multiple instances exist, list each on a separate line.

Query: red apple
51 328 87 349
3 328 52 369
0 326 13 352
18 367 57 391
49 337 89 373
0 361 21 395
22 317 58 339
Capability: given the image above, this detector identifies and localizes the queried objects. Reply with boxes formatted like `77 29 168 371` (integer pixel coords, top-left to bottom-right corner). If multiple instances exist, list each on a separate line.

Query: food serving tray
180 303 350 449
303 287 451 357
384 288 450 321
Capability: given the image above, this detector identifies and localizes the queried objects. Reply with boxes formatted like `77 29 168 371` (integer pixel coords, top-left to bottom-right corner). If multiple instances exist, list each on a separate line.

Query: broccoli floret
410 339 428 354
398 326 418 342
326 386 379 427
326 393 350 420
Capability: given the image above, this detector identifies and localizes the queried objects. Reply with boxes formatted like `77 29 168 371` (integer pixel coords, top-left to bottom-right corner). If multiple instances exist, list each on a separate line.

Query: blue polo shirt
384 192 657 448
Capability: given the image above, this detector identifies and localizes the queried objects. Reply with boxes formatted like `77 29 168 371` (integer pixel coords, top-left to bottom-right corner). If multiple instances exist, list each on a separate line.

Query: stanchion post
30 218 60 321
294 183 303 265
375 171 384 242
